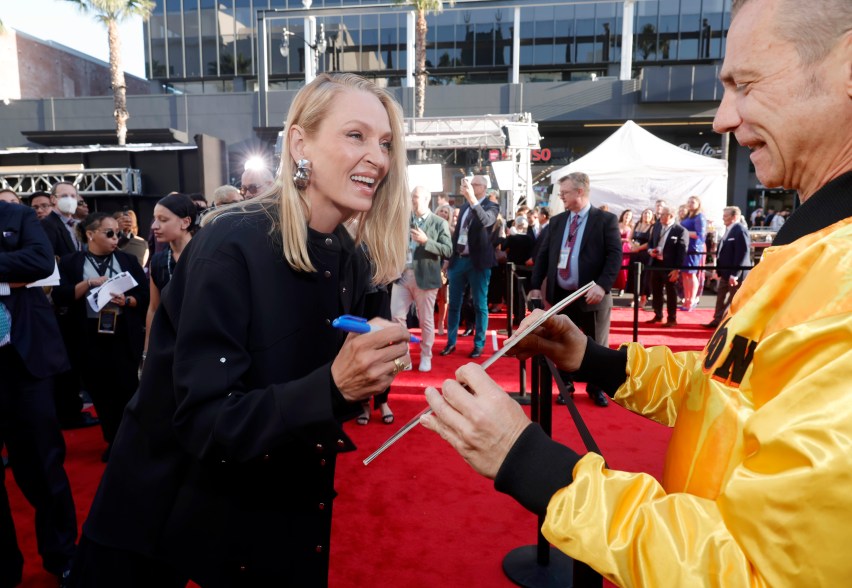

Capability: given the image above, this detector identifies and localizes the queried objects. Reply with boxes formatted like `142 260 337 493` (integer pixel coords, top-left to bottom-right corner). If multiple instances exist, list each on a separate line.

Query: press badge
558 247 571 269
457 230 468 247
98 309 118 334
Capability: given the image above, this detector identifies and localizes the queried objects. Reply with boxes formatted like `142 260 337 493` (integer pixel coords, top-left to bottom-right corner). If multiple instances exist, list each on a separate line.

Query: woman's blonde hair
204 73 409 285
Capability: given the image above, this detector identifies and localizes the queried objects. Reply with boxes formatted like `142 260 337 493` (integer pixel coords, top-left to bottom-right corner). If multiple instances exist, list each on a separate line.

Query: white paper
27 262 60 288
86 271 138 312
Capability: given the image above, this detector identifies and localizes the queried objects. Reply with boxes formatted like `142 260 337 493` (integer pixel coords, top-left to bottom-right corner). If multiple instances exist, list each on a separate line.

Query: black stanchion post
632 261 642 343
502 356 574 587
505 263 530 406
506 262 514 335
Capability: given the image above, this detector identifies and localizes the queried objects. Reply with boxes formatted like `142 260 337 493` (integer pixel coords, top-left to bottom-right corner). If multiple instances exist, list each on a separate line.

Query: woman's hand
331 318 412 402
110 292 128 307
503 309 587 373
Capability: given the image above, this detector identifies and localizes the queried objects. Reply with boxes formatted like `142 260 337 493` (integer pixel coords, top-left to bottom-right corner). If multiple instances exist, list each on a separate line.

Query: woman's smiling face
295 88 393 227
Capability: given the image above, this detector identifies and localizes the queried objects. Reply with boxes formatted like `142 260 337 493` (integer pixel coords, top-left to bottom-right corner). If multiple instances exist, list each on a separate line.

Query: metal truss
403 113 541 208
403 113 539 151
0 168 143 196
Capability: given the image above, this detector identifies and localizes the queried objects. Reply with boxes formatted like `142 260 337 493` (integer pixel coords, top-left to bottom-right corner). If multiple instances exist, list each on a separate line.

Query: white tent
549 120 728 227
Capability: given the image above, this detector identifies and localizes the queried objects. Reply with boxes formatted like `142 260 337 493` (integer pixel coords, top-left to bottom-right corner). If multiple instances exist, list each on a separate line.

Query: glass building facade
145 0 732 93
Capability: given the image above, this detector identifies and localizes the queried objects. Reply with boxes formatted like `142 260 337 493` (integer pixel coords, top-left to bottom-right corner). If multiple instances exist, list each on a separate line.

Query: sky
2 0 146 78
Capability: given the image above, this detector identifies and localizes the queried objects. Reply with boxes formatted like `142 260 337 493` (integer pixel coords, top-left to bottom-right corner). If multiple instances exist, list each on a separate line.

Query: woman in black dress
143 193 196 358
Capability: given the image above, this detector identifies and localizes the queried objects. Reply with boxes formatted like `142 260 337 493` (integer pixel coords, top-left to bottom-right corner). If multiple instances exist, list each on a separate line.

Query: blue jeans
446 257 491 350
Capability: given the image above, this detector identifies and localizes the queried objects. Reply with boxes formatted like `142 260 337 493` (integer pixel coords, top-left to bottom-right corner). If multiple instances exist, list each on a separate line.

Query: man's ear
289 124 307 162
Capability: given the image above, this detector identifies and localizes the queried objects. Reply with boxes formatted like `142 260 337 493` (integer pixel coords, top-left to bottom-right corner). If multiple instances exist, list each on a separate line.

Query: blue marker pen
332 314 421 343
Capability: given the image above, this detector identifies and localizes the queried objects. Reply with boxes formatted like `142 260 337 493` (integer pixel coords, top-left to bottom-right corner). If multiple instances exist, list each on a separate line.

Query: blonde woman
434 204 454 335
680 195 707 311
71 74 412 587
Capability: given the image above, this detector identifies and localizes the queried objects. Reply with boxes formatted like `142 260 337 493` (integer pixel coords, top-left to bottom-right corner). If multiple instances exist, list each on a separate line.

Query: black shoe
60 411 100 430
462 327 474 337
662 319 678 328
588 389 609 407
439 345 456 356
702 320 720 329
644 316 662 324
555 382 575 404
469 347 483 359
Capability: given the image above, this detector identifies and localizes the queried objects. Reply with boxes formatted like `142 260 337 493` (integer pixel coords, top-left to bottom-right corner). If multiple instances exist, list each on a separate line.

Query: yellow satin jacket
543 217 852 587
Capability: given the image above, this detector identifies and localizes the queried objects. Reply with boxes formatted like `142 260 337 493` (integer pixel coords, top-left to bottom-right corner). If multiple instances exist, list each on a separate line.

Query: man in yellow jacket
422 0 852 585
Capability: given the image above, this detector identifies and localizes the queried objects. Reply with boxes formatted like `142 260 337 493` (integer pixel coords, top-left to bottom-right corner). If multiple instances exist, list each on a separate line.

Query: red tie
558 214 580 280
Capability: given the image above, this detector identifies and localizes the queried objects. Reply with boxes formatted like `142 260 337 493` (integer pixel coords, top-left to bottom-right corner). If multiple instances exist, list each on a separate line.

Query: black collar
774 170 852 245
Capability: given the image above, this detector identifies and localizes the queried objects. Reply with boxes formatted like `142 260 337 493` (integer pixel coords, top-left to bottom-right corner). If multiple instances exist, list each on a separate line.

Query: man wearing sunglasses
73 198 89 222
240 166 274 199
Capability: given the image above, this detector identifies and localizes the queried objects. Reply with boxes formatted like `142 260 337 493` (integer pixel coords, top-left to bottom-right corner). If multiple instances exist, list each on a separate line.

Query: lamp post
280 22 327 82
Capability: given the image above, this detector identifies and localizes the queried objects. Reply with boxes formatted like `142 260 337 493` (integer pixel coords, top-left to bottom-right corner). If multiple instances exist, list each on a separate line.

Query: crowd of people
2 0 849 582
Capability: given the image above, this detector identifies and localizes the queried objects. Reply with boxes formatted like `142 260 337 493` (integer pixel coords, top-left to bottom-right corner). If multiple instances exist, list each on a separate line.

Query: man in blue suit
704 206 752 329
0 201 77 587
441 175 499 359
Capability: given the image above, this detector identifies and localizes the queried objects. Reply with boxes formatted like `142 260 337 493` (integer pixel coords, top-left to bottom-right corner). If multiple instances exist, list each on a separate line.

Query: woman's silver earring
293 159 312 190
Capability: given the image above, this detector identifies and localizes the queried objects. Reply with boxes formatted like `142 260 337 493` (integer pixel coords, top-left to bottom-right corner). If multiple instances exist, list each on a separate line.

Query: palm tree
393 0 454 118
65 1 155 145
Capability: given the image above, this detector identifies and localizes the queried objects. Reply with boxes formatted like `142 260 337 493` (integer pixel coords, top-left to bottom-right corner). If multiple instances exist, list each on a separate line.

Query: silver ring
392 357 406 375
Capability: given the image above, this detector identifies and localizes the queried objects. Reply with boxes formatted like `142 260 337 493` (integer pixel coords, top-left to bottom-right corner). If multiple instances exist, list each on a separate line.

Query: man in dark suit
646 206 689 327
40 183 82 259
40 183 99 431
528 171 622 407
0 202 77 587
440 174 499 359
391 186 453 372
528 206 551 262
704 206 752 329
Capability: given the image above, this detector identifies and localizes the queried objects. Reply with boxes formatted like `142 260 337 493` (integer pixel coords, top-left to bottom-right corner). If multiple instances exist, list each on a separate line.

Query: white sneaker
418 357 432 372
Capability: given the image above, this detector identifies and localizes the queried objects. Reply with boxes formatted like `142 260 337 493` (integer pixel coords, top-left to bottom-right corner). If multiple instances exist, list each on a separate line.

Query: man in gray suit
391 186 453 372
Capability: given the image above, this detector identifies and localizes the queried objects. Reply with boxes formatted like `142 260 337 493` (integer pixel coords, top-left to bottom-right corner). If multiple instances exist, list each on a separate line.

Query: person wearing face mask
52 213 148 462
41 182 83 258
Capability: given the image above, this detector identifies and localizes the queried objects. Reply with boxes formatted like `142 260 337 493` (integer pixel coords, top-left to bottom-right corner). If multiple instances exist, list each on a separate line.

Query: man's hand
585 284 605 305
460 179 477 206
667 269 679 282
410 227 428 245
420 364 530 480
503 309 587 372
729 276 739 287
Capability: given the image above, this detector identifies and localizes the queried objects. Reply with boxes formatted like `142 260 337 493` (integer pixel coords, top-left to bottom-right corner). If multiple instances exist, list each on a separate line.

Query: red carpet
9 306 716 587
